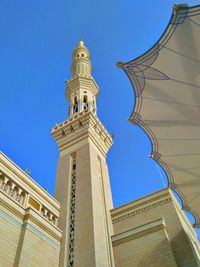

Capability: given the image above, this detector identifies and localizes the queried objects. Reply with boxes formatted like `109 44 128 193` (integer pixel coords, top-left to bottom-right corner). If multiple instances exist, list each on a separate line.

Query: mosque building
0 4 200 266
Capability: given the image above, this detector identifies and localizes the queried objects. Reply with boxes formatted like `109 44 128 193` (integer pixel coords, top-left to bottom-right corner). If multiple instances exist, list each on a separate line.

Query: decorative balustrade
0 170 58 227
0 171 27 207
40 205 58 226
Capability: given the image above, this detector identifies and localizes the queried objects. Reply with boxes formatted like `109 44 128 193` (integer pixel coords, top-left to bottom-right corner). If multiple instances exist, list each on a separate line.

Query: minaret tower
67 39 98 117
52 40 115 267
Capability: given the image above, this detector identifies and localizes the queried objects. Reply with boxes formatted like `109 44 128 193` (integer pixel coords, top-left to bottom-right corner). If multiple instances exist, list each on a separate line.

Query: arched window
83 95 88 110
93 100 96 112
74 96 78 113
74 96 78 104
83 95 87 103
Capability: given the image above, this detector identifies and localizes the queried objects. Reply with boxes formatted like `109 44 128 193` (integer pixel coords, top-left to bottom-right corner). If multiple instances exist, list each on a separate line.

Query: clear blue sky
0 0 199 235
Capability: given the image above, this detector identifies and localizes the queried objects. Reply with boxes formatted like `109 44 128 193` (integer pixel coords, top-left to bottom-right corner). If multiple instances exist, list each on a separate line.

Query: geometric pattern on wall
68 155 76 267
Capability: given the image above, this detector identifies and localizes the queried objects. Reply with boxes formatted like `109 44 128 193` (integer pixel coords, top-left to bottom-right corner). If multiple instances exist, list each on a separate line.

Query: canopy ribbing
120 5 200 227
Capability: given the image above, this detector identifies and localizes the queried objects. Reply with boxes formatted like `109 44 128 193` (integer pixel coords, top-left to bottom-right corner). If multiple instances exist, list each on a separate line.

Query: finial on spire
77 38 85 47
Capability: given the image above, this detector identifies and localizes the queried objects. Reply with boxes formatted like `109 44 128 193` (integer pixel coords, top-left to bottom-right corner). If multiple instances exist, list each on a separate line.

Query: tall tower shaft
52 40 115 267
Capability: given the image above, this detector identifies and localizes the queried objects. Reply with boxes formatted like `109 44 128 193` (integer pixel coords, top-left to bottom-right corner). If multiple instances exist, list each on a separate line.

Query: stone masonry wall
111 189 199 267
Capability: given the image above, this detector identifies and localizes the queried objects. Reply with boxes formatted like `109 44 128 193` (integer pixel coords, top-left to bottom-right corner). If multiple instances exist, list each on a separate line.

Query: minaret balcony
51 110 113 155
70 101 96 117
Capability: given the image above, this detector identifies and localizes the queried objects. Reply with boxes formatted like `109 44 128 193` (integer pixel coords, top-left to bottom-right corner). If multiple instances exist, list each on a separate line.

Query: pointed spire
77 38 85 47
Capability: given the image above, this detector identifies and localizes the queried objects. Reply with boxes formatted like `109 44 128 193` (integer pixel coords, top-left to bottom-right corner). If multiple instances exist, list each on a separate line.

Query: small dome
72 38 90 60
71 39 92 78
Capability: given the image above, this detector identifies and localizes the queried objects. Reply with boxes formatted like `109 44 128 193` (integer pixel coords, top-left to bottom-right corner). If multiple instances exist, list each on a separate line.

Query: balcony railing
0 170 58 226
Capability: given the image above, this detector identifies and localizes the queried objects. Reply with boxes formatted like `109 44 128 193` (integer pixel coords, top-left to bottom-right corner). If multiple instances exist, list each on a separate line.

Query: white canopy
119 4 200 227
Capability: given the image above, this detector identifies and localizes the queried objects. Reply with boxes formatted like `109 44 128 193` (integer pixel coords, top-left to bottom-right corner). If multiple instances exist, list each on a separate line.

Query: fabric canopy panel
119 4 200 227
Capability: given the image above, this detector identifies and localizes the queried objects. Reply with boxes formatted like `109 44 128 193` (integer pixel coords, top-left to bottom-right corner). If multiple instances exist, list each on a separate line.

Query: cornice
0 152 60 211
66 75 99 99
51 111 113 155
0 192 25 222
0 190 61 239
0 167 60 226
111 193 172 224
0 169 60 220
0 194 62 243
23 207 62 242
112 218 166 246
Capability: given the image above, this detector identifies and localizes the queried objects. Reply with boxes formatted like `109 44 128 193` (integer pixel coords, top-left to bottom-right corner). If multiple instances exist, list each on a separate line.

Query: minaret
67 39 98 117
52 40 115 267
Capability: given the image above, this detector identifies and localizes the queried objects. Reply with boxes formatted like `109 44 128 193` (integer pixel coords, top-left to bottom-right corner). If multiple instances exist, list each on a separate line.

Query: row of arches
73 95 89 113
71 101 96 114
73 95 88 105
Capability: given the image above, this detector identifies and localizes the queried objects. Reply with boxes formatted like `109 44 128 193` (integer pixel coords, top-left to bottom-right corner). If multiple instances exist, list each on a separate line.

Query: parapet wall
0 152 62 267
111 188 200 267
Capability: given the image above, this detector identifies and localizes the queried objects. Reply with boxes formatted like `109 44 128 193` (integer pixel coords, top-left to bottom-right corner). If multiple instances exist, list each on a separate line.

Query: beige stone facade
52 40 115 267
111 188 200 267
0 40 199 266
0 152 62 267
